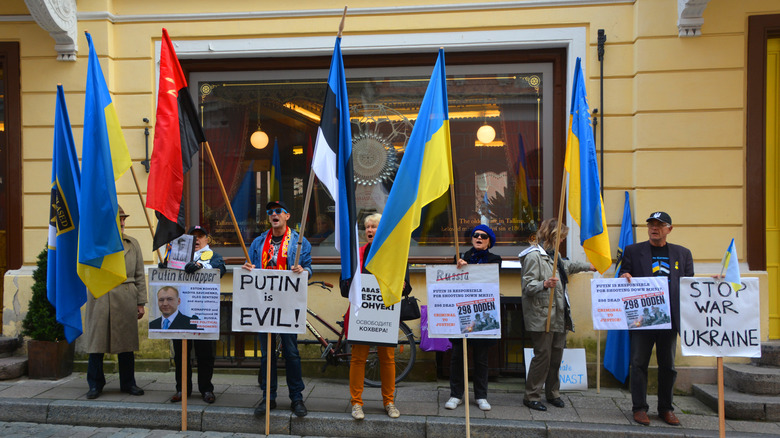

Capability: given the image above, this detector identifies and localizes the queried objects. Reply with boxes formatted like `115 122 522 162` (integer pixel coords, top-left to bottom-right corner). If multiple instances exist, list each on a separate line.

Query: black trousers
448 338 494 400
87 352 136 391
173 339 215 395
630 329 677 414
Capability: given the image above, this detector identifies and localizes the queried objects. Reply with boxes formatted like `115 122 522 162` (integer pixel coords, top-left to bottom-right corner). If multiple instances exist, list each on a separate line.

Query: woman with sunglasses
518 218 594 411
444 224 501 412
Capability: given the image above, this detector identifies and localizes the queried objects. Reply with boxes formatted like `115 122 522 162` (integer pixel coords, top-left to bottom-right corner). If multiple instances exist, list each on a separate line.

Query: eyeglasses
646 222 669 229
473 232 489 240
267 208 288 216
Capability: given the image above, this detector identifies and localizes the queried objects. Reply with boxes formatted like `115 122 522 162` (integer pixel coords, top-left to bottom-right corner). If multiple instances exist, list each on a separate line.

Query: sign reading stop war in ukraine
148 268 221 340
591 277 671 330
426 264 500 339
347 274 401 347
680 277 760 358
231 268 307 334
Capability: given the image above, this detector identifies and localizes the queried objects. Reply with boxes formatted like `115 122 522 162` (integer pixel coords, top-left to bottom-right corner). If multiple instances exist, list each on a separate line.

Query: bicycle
270 280 416 387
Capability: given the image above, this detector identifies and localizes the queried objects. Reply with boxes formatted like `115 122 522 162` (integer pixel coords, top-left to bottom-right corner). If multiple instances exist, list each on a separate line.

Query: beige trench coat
84 234 147 354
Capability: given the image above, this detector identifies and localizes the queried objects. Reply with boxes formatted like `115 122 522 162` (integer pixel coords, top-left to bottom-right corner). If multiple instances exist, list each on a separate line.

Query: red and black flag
147 28 205 250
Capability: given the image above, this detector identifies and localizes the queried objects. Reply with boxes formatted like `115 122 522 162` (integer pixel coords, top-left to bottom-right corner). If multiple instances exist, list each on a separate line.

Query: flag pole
201 141 250 261
181 339 188 431
449 182 469 437
717 356 725 438
596 332 601 393
546 170 567 332
129 166 163 262
266 333 272 435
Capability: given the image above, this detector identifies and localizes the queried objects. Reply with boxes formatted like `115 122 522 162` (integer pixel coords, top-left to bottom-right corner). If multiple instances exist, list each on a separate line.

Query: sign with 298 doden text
680 277 760 358
426 264 501 339
591 277 672 331
231 268 307 334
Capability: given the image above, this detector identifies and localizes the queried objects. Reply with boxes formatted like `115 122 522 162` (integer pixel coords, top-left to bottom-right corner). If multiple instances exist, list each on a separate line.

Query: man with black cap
242 201 311 418
168 225 226 404
619 211 693 427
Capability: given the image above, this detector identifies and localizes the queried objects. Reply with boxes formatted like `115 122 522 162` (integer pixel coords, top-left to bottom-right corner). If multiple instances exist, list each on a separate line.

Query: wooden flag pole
202 141 250 261
128 165 163 262
463 338 470 438
294 167 317 267
266 333 272 435
596 331 601 393
337 6 347 38
717 357 725 438
547 170 568 332
181 339 188 431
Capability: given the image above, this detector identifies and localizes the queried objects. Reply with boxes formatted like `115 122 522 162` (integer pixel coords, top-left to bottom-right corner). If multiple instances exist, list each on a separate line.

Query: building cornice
24 0 78 61
678 0 710 37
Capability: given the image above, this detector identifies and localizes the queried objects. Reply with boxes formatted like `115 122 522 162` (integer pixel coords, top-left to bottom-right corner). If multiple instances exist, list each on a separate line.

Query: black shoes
254 399 277 417
121 385 144 396
548 397 565 408
86 387 102 399
523 399 547 411
291 400 308 417
202 391 216 404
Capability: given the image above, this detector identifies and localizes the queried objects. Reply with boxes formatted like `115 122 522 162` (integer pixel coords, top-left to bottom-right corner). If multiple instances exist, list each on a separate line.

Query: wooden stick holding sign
182 340 187 430
547 170 568 332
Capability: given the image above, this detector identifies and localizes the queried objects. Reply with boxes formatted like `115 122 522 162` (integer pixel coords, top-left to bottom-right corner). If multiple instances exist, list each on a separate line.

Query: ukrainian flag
270 138 281 201
722 238 741 291
564 58 611 274
366 49 454 306
77 32 132 298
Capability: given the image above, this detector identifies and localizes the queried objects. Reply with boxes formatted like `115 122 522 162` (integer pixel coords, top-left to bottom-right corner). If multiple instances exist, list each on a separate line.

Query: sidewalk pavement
0 371 777 437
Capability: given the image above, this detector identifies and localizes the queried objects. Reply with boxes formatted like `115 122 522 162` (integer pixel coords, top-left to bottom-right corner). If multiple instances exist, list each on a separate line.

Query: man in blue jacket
242 200 311 418
619 211 693 427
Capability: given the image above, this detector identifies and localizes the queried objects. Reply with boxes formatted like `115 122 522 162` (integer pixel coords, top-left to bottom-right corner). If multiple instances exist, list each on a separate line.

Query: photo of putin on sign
149 286 199 330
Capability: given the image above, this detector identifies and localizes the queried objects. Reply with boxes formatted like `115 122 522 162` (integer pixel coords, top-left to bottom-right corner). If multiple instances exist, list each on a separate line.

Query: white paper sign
168 234 194 270
347 274 401 346
426 264 501 339
231 268 307 334
523 348 588 390
148 268 221 340
591 277 671 330
680 277 761 357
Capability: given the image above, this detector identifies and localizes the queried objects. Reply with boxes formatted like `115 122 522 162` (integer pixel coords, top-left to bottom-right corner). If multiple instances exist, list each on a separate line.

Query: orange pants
349 344 395 406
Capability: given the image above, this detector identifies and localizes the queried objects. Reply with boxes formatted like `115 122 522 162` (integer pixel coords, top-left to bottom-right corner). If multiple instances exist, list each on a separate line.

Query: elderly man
242 200 311 418
619 211 694 427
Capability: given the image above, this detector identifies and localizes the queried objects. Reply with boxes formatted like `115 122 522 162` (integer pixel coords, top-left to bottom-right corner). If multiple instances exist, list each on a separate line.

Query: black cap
266 200 289 212
188 225 209 235
646 211 672 225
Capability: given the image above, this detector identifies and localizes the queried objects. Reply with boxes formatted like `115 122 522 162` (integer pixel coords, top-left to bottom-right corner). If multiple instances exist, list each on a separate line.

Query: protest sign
524 348 588 390
168 234 194 270
426 264 500 339
591 277 671 330
680 277 760 357
347 274 401 346
148 268 220 340
231 268 307 334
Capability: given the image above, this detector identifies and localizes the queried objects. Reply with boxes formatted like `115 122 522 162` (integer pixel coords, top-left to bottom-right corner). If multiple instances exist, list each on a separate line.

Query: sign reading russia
231 268 307 334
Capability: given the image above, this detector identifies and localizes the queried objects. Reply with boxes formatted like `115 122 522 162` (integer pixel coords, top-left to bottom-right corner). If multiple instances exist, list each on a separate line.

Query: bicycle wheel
364 321 416 387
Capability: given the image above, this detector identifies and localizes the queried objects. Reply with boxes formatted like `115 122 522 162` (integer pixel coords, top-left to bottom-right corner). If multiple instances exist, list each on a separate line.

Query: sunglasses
473 232 489 240
266 208 288 216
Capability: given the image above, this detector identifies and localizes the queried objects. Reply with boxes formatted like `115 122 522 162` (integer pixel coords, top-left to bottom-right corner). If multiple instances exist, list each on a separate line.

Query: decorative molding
24 0 78 60
678 0 710 37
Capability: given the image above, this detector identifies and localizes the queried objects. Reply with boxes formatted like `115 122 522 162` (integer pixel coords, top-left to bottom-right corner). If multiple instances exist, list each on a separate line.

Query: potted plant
21 247 74 379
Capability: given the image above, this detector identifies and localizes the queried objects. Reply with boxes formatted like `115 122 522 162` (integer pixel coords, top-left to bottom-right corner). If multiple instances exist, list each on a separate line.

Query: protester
342 213 409 420
242 201 311 418
444 224 502 412
619 211 693 426
166 225 226 404
84 206 147 399
519 218 593 411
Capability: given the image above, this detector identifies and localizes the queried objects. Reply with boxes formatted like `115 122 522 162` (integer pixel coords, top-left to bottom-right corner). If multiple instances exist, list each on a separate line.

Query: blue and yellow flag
78 32 132 298
721 238 741 290
513 133 534 225
366 49 454 306
564 58 611 273
48 85 87 343
270 138 282 202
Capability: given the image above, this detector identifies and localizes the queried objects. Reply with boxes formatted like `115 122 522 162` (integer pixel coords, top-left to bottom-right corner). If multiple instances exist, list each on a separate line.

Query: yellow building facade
2 0 779 387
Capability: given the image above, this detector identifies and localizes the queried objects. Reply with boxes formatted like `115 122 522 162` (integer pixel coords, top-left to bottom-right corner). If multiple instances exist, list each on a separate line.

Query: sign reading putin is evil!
231 268 307 334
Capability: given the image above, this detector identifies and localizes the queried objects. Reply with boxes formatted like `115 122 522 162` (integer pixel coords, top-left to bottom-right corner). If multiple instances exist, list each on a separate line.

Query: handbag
400 295 421 321
419 305 452 352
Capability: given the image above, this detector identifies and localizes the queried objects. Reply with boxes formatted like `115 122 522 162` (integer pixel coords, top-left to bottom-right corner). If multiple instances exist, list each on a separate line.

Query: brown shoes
633 410 650 426
660 410 680 426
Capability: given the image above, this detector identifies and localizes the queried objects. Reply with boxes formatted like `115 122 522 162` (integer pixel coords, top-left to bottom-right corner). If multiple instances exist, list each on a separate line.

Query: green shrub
21 246 66 342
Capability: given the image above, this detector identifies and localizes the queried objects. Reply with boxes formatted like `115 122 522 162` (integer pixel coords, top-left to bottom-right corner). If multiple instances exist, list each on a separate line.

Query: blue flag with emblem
604 190 633 383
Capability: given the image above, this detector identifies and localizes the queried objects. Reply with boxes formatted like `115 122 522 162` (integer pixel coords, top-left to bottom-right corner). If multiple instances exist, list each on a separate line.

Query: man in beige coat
84 207 147 399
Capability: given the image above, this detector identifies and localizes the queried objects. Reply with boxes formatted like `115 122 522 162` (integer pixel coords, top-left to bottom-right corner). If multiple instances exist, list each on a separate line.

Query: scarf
467 248 492 264
261 227 291 270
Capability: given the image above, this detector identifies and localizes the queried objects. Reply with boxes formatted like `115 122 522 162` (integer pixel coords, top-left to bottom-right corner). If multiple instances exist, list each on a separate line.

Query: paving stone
291 411 424 438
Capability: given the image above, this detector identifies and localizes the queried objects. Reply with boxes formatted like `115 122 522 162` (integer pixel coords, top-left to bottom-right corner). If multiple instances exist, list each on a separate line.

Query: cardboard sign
426 263 500 339
591 277 671 330
168 234 194 270
347 274 401 346
523 348 588 390
148 268 221 340
231 268 307 334
680 277 761 357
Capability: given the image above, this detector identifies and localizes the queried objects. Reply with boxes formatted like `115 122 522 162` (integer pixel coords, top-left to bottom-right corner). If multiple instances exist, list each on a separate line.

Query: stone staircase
693 340 780 421
0 336 26 380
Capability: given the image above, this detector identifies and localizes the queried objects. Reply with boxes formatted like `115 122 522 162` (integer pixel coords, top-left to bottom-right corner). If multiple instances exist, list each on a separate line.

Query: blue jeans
259 333 304 402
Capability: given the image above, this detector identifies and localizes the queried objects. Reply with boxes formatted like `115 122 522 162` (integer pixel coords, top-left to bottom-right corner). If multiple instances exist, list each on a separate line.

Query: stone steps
724 362 780 395
693 383 780 421
0 337 26 380
751 340 780 367
0 336 21 358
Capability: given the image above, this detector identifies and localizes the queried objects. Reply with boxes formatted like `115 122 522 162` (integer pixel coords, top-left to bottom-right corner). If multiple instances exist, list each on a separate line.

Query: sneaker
444 397 462 410
351 404 365 420
476 398 491 411
385 403 400 418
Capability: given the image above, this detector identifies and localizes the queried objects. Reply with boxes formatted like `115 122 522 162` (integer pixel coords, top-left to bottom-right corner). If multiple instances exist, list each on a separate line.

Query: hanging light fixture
250 95 269 149
476 123 496 144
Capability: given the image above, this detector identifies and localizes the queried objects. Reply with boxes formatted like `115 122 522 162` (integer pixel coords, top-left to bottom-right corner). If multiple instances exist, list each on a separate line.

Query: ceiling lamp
250 124 269 149
477 124 496 144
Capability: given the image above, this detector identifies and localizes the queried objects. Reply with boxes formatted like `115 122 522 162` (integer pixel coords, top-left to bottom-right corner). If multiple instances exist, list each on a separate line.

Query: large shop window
188 52 559 260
